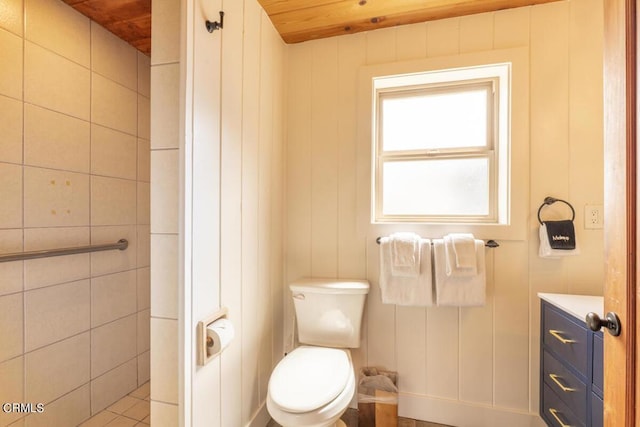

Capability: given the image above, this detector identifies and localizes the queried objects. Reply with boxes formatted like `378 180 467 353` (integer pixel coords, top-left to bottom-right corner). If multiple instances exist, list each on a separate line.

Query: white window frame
375 77 500 223
356 48 529 241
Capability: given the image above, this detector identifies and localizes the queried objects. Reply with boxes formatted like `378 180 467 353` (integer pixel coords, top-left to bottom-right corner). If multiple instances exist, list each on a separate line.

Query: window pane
382 158 489 216
381 86 489 152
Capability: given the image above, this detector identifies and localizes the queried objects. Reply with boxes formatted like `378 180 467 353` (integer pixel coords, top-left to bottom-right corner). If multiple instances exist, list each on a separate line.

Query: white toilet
267 278 370 427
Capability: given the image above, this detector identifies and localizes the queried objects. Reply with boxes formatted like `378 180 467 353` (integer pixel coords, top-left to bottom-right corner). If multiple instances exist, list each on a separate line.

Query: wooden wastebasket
357 368 398 427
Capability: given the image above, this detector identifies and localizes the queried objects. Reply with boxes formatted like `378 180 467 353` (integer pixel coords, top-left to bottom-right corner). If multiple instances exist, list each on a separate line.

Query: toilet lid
269 346 351 413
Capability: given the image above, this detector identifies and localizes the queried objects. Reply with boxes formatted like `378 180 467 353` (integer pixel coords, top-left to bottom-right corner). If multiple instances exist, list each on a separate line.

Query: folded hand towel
390 232 421 277
450 233 476 268
434 239 485 307
444 234 477 277
379 237 433 306
539 223 580 258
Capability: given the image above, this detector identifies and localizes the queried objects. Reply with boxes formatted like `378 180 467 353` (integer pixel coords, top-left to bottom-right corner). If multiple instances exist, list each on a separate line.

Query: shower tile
137 267 150 311
90 358 137 414
91 125 137 180
90 225 137 277
136 310 150 354
25 0 90 67
138 95 150 140
104 416 137 427
0 0 22 36
107 395 139 414
24 279 90 351
150 149 178 233
91 176 137 226
149 401 177 427
150 0 180 65
137 53 151 98
137 139 150 183
92 73 137 136
78 411 118 427
123 399 149 421
150 64 179 149
0 357 24 427
0 229 23 296
23 166 90 228
24 104 90 173
0 95 23 164
24 42 90 120
0 163 22 229
150 318 178 404
24 384 90 427
137 182 150 225
137 226 150 268
0 28 22 100
24 227 91 290
25 333 90 404
150 234 178 319
0 293 23 362
91 315 137 378
137 351 150 384
91 270 137 327
91 23 137 91
129 383 150 400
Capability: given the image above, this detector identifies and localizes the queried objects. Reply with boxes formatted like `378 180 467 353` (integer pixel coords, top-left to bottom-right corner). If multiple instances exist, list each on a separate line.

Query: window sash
377 80 496 154
374 78 498 223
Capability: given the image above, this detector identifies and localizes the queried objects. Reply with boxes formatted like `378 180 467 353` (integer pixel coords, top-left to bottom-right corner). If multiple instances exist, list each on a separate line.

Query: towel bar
0 239 128 263
375 237 499 248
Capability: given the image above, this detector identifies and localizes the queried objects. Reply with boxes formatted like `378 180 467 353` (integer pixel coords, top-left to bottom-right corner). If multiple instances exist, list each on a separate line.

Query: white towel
434 239 485 307
379 237 433 306
389 232 421 277
444 233 477 277
539 224 580 258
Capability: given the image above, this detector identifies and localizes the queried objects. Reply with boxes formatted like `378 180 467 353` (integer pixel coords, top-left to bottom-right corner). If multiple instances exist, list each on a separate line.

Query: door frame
603 0 637 425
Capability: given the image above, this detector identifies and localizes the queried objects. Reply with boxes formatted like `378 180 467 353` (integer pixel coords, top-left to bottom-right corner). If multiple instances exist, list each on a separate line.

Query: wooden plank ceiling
62 0 562 55
61 0 151 56
258 0 561 43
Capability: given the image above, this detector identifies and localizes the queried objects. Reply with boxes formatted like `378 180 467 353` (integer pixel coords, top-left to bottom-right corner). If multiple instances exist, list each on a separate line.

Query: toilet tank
290 278 370 348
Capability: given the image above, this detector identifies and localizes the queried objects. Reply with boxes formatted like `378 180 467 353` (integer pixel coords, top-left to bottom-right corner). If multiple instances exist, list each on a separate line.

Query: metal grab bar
0 239 128 263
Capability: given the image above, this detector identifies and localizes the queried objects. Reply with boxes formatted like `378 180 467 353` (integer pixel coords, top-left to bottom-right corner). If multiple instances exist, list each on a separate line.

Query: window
372 63 510 225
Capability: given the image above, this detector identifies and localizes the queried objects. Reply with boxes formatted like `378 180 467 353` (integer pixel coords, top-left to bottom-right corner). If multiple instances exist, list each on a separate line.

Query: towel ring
537 196 575 225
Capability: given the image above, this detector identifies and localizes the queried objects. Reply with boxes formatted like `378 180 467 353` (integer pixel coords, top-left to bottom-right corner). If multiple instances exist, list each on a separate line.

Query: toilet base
335 420 347 427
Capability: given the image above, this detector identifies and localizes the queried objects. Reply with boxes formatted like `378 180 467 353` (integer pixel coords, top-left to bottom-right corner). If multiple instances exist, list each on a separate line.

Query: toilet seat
269 346 351 413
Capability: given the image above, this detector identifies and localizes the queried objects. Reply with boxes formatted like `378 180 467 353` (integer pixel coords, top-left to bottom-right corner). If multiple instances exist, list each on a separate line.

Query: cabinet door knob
586 311 621 336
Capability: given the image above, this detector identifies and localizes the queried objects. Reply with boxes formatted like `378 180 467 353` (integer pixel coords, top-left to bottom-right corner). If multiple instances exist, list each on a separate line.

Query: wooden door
603 0 637 425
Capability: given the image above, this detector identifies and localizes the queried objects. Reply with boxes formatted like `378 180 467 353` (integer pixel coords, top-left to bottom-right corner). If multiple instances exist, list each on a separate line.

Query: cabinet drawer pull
549 329 577 344
549 408 572 427
548 374 576 392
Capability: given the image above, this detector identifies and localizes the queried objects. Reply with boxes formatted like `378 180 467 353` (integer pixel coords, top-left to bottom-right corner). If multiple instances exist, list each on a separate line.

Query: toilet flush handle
293 293 305 300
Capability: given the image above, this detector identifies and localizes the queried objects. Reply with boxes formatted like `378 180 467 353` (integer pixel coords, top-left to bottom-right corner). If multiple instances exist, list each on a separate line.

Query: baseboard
399 393 546 427
247 401 270 427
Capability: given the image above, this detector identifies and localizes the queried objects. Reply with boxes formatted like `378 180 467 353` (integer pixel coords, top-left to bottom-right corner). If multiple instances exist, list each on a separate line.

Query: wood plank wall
284 0 604 424
170 0 286 426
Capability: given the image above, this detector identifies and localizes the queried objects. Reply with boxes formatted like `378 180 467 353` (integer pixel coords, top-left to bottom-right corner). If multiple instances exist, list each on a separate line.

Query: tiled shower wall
0 0 150 426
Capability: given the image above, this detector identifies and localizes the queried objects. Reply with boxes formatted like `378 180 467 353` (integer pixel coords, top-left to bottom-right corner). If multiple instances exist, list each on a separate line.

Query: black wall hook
206 11 224 33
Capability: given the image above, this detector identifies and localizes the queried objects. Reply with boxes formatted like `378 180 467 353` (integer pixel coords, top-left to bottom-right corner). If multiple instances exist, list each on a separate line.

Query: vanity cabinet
538 293 604 427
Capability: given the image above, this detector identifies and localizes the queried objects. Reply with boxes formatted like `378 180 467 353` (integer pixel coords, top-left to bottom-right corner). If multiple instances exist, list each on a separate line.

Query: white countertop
538 293 604 321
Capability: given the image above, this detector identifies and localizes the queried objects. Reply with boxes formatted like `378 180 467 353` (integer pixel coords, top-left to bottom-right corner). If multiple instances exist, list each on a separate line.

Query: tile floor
78 382 150 427
79 384 451 427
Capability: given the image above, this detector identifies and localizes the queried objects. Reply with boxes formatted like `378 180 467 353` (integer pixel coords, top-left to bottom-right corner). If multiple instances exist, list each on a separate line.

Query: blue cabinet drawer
542 383 586 427
591 393 603 427
592 334 603 396
543 350 587 420
543 305 589 374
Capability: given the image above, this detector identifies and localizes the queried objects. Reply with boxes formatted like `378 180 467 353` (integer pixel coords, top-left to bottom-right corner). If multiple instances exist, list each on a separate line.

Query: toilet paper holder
196 307 228 366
